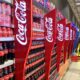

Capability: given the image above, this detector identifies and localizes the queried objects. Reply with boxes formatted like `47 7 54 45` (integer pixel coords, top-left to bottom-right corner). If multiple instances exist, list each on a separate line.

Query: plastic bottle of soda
0 43 4 64
2 42 8 62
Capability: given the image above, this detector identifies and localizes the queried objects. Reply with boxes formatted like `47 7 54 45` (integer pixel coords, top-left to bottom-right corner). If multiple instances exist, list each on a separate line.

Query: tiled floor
62 62 80 80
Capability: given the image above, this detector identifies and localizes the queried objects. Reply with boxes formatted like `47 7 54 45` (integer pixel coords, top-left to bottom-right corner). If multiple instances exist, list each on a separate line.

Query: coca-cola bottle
3 67 9 76
0 69 3 78
8 65 13 74
2 42 8 62
7 41 15 60
0 43 4 64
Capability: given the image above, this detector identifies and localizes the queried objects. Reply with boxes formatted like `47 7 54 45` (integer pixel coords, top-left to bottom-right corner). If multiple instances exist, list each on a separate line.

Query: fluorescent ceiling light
76 2 80 6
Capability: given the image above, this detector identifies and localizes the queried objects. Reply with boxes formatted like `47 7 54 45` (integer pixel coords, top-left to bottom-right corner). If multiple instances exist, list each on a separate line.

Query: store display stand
56 18 66 71
14 0 32 80
44 9 57 80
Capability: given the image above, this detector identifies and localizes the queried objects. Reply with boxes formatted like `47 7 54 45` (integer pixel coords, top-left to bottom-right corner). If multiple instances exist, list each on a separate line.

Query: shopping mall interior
0 0 80 80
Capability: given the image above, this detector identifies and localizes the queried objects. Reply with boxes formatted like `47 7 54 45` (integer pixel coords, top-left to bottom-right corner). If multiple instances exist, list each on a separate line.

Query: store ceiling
67 0 80 26
51 0 80 27
75 0 80 16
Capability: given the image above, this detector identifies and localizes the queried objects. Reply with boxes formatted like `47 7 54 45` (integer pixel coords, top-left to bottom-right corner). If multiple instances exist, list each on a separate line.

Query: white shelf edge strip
33 28 44 32
0 37 14 41
0 60 14 69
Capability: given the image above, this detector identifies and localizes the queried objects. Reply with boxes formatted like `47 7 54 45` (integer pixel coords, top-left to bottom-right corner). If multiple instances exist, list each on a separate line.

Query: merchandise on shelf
0 1 14 80
24 3 46 79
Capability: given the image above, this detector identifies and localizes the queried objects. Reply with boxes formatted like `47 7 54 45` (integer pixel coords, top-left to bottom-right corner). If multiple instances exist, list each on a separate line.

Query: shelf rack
0 0 15 79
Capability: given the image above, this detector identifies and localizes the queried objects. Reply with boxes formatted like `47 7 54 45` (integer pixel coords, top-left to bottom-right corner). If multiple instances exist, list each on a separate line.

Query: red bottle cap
0 51 4 56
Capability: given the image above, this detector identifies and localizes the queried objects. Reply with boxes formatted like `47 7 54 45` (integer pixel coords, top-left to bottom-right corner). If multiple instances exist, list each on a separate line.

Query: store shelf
31 44 44 49
0 72 14 79
0 37 14 42
51 56 57 61
49 69 57 78
37 73 45 80
26 58 44 69
51 53 56 56
25 63 45 78
32 37 44 40
33 28 44 32
0 26 14 28
0 60 14 69
50 63 56 70
28 50 45 59
33 0 49 12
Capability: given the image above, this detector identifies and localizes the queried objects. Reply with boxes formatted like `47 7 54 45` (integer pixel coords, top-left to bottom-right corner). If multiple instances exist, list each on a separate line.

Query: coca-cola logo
15 0 27 45
45 17 53 42
57 24 63 41
65 27 69 40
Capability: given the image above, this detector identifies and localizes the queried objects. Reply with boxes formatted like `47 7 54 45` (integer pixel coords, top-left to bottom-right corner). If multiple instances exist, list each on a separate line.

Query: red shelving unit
56 19 66 71
64 23 71 63
44 9 58 80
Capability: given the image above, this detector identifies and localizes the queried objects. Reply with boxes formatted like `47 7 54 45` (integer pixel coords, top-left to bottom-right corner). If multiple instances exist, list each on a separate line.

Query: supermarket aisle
62 62 80 80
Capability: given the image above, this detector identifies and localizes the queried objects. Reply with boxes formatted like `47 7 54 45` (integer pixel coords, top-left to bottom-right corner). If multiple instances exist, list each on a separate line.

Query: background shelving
0 0 14 79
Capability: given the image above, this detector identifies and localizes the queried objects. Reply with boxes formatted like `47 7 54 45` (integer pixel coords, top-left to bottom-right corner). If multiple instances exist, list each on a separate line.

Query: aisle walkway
62 62 80 80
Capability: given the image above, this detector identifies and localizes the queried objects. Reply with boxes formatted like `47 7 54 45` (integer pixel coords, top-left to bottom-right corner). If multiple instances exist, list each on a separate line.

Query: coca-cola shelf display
25 45 45 80
49 44 58 80
24 3 45 80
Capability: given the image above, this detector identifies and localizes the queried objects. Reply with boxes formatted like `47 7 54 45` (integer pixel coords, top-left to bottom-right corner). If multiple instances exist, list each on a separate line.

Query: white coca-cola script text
15 0 27 45
65 27 69 40
57 24 64 41
45 17 53 42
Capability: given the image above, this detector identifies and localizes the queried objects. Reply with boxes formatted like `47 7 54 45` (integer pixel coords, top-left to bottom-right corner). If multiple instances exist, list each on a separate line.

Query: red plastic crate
71 56 78 62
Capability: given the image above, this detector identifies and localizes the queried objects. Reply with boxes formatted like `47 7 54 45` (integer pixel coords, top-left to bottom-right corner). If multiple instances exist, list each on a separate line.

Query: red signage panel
64 23 70 63
69 26 73 55
56 18 66 71
70 27 76 55
44 9 56 80
14 0 32 80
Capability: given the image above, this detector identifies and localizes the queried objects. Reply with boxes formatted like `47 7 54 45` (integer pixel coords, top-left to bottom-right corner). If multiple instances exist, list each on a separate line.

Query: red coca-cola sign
14 0 32 80
56 19 66 71
64 23 70 63
44 9 56 80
